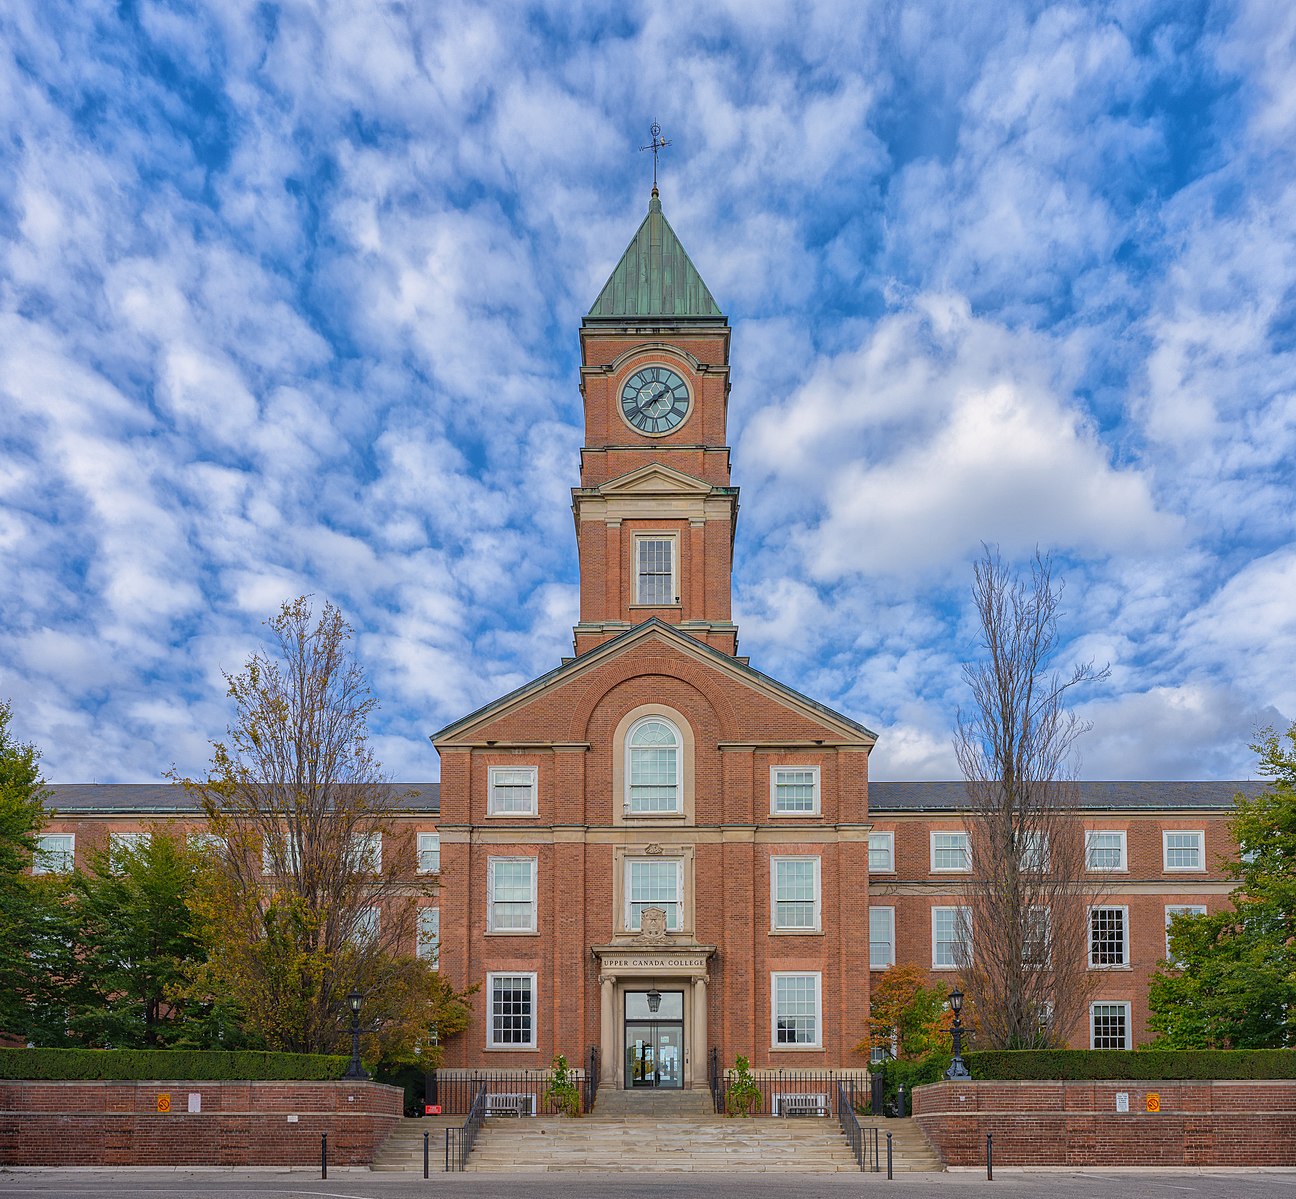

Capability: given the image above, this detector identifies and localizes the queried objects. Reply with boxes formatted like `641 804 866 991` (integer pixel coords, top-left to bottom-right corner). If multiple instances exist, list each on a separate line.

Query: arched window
626 717 681 813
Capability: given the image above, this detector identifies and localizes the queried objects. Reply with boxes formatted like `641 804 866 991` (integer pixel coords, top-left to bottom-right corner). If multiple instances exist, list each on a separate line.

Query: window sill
1086 868 1128 874
930 868 972 875
628 603 682 610
869 868 895 875
622 811 687 820
1087 964 1133 971
769 928 824 936
770 1045 825 1053
485 812 540 819
484 931 540 937
770 810 822 819
869 963 895 971
484 1045 539 1052
1163 867 1206 873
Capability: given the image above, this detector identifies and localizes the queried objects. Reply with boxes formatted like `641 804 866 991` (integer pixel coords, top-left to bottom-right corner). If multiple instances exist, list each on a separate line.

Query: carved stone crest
635 906 671 942
644 843 664 856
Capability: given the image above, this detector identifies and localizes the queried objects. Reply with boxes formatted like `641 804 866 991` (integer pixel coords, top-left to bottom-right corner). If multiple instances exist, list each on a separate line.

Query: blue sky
2 0 1294 783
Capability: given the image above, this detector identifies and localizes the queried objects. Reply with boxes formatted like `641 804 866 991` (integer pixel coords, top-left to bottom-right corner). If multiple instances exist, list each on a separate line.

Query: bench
778 1094 829 1118
485 1095 529 1118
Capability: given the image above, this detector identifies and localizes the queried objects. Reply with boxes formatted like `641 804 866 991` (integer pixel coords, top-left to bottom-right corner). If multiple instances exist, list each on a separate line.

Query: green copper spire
587 187 724 319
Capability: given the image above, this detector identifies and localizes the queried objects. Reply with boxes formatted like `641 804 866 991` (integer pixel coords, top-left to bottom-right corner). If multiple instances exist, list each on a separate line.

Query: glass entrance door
623 990 684 1089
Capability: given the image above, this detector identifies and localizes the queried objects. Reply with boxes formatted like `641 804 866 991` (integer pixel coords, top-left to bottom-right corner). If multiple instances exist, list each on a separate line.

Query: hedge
0 1048 351 1081
965 1049 1296 1081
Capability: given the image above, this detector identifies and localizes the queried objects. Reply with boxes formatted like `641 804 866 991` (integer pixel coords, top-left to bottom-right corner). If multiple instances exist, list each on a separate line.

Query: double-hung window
488 972 537 1048
772 972 821 1047
1163 831 1204 871
1086 831 1126 871
418 907 440 965
868 832 894 872
488 857 537 933
489 767 537 815
869 906 895 969
932 906 972 968
1023 906 1051 965
771 766 820 815
771 857 820 931
110 832 150 864
931 831 970 872
352 907 379 946
34 834 74 874
417 832 440 874
1088 906 1129 967
349 833 382 873
627 858 682 931
635 536 676 605
262 831 301 875
1090 1001 1130 1049
1165 904 1206 964
1020 831 1049 872
627 718 681 813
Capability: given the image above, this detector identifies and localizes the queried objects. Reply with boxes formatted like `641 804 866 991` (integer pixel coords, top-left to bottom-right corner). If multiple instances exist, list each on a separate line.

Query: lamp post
344 990 370 1080
944 988 971 1080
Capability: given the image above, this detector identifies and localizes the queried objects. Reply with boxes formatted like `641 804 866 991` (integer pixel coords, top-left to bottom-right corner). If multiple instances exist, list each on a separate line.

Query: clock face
620 366 690 434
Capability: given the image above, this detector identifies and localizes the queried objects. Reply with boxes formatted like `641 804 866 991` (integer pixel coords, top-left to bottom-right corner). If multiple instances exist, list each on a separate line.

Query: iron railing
582 1045 600 1112
444 1083 486 1171
433 1066 594 1115
837 1081 880 1170
711 1064 865 1118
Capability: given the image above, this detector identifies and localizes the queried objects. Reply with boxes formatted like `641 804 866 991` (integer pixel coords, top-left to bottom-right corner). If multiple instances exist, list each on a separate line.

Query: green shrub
965 1049 1296 1081
0 1048 349 1081
724 1055 762 1117
871 1052 951 1113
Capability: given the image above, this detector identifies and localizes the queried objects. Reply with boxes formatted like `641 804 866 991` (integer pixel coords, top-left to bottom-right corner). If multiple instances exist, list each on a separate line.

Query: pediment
596 463 715 498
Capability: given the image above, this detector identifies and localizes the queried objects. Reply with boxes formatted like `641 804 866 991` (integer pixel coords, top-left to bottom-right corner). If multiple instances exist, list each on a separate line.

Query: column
599 973 616 1085
692 975 709 1088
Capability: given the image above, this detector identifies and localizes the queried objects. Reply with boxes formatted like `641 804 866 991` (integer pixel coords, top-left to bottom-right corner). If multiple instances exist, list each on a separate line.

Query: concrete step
371 1117 462 1172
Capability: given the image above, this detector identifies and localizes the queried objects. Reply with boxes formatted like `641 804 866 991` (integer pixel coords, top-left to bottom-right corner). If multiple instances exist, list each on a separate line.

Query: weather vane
640 121 671 190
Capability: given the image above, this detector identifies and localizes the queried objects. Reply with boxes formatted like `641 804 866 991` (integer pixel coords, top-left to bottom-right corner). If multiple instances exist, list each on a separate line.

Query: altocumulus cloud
0 0 1292 783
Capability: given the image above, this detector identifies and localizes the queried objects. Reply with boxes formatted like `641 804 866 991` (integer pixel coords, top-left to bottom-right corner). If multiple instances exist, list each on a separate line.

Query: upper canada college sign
600 955 708 970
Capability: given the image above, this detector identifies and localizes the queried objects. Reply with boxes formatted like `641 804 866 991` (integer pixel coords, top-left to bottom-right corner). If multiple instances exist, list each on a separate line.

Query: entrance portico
592 932 715 1090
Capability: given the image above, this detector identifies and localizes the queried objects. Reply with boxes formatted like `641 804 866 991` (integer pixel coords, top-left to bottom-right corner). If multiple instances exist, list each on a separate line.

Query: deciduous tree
953 548 1109 1049
1149 723 1296 1048
178 597 472 1061
859 964 952 1061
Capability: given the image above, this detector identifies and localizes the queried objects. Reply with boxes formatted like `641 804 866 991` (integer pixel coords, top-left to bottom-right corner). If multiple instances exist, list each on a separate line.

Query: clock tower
572 186 740 657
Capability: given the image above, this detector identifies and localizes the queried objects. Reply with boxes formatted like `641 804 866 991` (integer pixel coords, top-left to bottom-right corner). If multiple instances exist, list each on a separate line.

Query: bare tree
953 548 1110 1049
178 596 470 1060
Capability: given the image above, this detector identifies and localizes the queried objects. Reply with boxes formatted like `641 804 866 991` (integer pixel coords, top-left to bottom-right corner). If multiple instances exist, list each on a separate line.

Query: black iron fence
434 1056 599 1117
709 1060 867 1118
444 1084 485 1172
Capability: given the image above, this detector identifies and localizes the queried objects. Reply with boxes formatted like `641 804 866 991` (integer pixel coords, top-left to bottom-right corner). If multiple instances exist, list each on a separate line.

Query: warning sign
1146 1093 1161 1113
156 1093 171 1113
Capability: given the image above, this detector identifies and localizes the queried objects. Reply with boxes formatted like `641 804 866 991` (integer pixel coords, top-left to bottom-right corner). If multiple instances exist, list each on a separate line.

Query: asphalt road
2 1171 1294 1199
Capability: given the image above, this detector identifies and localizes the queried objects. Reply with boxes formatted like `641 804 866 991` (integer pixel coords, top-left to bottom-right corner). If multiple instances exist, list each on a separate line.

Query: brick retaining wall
0 1080 402 1167
912 1080 1296 1168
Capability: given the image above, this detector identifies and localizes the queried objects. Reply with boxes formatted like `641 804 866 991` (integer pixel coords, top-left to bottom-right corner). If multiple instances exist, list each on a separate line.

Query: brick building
38 190 1254 1083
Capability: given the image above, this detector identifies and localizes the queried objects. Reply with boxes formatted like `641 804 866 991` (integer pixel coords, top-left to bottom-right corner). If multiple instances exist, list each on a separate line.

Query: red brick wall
0 1080 401 1167
912 1079 1296 1167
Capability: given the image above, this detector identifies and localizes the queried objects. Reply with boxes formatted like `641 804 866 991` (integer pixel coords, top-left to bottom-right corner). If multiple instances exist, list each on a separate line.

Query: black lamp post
944 988 971 1080
646 987 662 1014
344 989 370 1080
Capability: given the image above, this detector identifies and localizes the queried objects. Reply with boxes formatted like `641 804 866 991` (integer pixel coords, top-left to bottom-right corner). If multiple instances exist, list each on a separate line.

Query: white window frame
110 831 150 858
352 906 380 946
349 832 382 873
625 716 683 815
488 766 538 816
417 832 440 874
1088 905 1130 968
932 906 972 969
930 830 971 872
867 831 894 873
770 856 821 932
418 906 440 966
34 833 75 874
869 906 895 970
1020 831 1050 872
486 971 538 1049
625 857 684 931
1089 1001 1131 1050
262 832 301 875
486 856 537 933
770 765 821 816
1085 830 1127 872
632 533 678 606
1023 906 1051 965
1165 904 1207 963
1162 830 1205 872
771 971 822 1048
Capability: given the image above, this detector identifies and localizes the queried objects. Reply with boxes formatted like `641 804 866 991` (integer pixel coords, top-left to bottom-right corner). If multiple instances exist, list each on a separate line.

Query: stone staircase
371 1116 461 1172
871 1117 945 1172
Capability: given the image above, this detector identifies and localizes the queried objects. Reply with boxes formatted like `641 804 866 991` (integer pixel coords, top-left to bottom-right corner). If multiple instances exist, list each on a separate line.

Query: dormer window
626 717 681 814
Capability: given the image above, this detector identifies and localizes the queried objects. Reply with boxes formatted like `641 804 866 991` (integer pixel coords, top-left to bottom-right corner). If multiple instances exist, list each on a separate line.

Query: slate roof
868 780 1263 813
45 783 441 815
587 190 724 320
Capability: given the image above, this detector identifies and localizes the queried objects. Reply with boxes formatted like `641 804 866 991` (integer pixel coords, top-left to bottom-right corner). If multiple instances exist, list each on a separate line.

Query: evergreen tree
1149 722 1296 1048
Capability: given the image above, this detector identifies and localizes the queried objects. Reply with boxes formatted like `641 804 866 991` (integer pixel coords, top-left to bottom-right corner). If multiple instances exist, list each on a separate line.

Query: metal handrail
837 1082 880 1171
444 1083 486 1171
